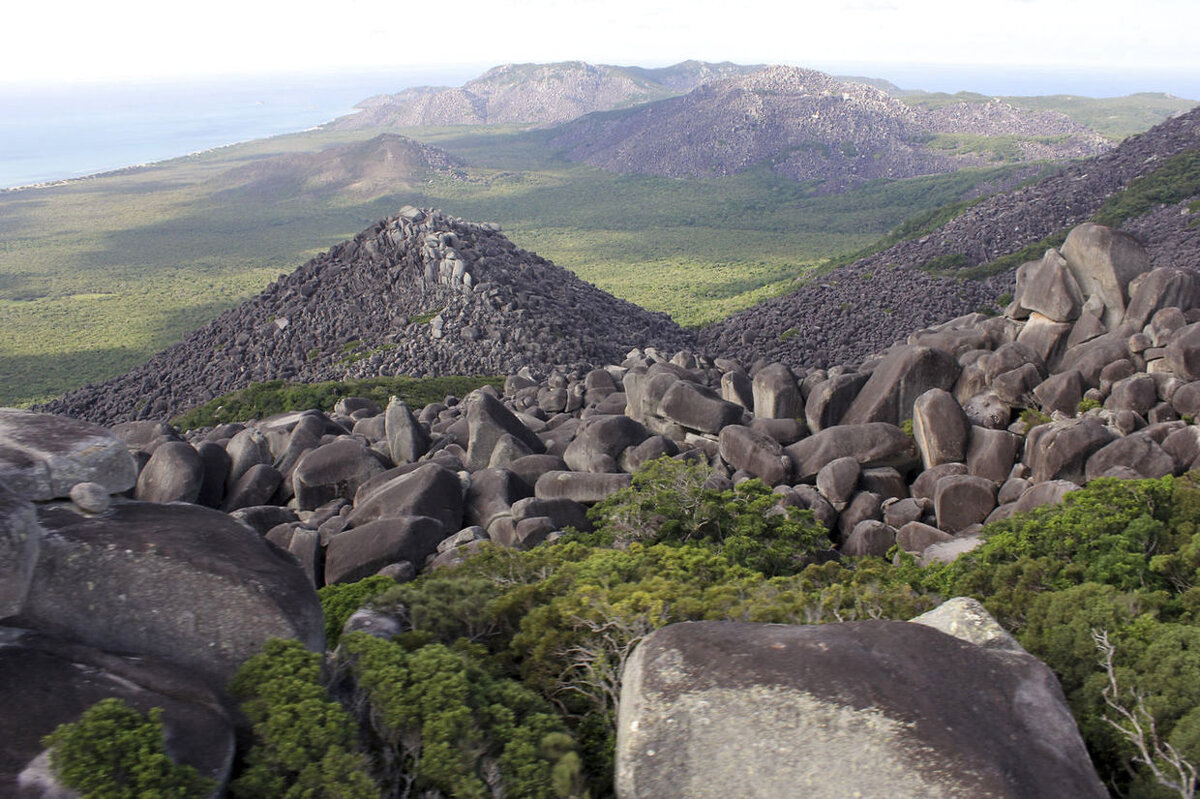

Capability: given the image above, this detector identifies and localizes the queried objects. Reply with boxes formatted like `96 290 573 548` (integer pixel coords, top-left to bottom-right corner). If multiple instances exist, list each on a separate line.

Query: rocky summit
9 220 1200 795
45 206 694 426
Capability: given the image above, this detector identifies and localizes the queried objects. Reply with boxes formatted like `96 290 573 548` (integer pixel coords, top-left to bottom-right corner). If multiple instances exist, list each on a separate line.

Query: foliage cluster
228 638 378 797
170 374 503 431
41 698 216 798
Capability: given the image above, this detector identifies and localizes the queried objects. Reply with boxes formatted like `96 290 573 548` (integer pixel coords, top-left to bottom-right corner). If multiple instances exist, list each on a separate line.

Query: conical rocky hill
44 207 696 425
703 105 1200 367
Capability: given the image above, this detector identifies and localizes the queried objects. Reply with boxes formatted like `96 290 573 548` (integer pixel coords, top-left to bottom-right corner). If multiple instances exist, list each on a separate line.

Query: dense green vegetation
212 457 1200 797
41 698 216 798
170 374 504 431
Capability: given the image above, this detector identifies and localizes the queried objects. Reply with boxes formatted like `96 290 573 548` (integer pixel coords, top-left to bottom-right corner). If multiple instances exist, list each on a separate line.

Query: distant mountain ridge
330 60 762 128
551 65 1113 191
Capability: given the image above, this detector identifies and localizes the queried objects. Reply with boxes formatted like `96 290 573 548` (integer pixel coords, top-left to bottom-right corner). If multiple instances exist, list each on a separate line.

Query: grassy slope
0 121 1044 407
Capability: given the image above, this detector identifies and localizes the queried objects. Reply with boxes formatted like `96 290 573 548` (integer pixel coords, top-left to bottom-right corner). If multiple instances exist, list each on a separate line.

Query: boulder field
5 220 1200 794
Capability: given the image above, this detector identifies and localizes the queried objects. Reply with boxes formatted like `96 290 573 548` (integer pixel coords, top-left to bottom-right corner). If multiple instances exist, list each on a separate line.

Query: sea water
0 67 483 190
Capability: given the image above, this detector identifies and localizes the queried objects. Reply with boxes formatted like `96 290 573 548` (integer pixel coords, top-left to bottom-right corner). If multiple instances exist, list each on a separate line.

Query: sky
4 0 1199 96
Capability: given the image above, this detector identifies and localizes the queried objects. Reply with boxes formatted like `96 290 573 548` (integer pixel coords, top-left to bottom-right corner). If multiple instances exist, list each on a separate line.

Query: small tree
1094 629 1199 799
42 697 216 798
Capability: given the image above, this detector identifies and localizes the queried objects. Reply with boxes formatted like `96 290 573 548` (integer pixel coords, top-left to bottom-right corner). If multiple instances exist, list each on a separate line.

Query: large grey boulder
617 620 1105 799
385 397 431 465
1124 267 1200 330
658 381 744 435
786 423 920 482
934 474 997 534
1060 223 1149 330
1013 248 1083 322
465 467 531 530
465 391 545 471
717 425 790 485
911 388 969 468
1166 323 1200 382
0 630 235 796
910 597 1024 653
223 427 273 491
292 437 385 511
1085 434 1175 481
840 346 961 426
1033 370 1085 415
966 427 1019 484
751 363 802 419
16 501 324 687
564 415 649 473
347 462 463 534
0 409 136 501
535 471 630 504
324 515 445 585
0 484 38 619
804 372 868 432
1025 418 1117 484
134 441 204 504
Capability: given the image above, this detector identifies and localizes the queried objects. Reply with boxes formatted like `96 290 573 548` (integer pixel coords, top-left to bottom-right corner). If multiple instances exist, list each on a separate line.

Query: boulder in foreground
617 620 1105 798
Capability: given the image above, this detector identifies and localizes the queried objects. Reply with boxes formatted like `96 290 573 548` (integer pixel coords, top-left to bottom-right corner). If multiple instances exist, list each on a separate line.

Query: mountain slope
213 133 461 201
44 208 695 425
702 106 1200 367
331 61 760 128
550 65 1112 191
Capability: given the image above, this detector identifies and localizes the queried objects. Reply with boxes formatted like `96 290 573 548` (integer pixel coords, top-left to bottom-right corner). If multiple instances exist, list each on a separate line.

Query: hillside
43 207 695 425
330 60 760 128
704 105 1200 367
212 133 462 201
549 65 1111 191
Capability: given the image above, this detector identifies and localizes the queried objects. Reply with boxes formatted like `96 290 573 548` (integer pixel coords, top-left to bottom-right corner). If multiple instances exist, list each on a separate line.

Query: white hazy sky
3 0 1197 86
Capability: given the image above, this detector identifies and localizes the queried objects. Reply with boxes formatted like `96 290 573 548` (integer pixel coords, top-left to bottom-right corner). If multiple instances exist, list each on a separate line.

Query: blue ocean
1 63 1196 190
0 67 482 189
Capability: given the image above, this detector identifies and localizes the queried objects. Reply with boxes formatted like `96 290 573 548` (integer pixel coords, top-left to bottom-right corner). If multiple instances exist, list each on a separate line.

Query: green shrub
318 575 397 648
338 634 583 799
42 697 216 798
1078 397 1103 414
228 639 378 798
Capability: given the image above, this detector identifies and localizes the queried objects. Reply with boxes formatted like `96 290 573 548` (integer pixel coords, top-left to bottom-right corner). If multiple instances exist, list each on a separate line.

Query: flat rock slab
17 501 324 687
618 620 1105 799
0 409 136 501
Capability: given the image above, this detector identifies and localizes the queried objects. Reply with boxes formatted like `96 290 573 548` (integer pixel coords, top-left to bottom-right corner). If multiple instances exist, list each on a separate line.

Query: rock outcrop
616 617 1105 798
